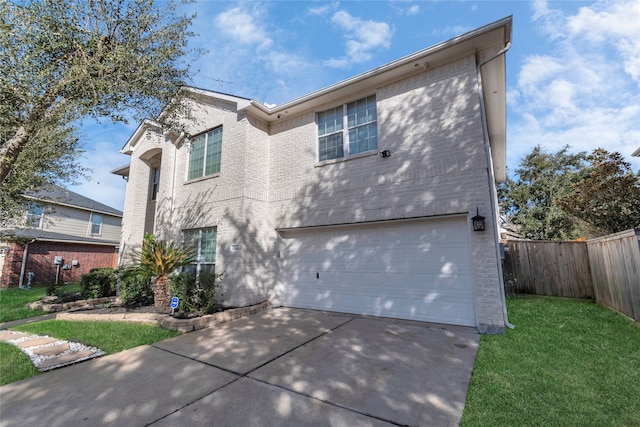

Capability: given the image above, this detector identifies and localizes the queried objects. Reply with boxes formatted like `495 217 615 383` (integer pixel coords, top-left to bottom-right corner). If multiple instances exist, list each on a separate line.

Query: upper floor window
90 213 103 235
27 203 43 228
317 95 377 162
150 167 160 200
188 127 222 181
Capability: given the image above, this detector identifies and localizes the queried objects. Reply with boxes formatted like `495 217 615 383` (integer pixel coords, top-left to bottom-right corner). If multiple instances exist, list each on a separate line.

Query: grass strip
461 296 640 427
2 320 180 385
0 284 81 323
13 320 180 354
0 287 48 323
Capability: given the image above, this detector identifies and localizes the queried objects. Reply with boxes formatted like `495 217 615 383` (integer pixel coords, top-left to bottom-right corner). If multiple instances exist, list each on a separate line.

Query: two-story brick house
0 185 122 288
115 17 512 333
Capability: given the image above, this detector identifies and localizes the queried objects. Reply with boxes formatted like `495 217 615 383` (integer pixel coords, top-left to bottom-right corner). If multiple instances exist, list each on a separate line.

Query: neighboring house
0 185 122 288
633 148 640 157
114 17 512 333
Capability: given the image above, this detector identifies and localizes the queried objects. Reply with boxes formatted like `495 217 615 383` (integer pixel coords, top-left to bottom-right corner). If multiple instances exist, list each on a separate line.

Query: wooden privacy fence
503 228 640 321
503 240 593 298
587 229 640 321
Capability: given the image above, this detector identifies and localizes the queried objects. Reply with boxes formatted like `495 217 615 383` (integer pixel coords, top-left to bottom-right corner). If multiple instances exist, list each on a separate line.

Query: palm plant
136 234 194 310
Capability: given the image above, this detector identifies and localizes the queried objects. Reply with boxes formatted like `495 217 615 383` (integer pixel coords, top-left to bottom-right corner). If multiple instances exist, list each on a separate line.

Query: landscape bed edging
55 301 273 332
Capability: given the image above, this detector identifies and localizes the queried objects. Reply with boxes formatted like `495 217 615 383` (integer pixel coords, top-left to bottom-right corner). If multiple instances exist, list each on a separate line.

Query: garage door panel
279 217 476 327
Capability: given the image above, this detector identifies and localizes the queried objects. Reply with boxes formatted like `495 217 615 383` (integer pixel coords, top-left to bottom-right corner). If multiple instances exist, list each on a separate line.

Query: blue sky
76 0 640 211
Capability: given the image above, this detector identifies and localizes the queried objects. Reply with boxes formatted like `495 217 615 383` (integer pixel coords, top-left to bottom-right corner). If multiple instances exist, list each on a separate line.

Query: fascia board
242 16 512 122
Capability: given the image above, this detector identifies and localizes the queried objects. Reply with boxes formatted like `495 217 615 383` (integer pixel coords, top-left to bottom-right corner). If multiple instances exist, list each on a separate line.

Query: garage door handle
316 272 319 279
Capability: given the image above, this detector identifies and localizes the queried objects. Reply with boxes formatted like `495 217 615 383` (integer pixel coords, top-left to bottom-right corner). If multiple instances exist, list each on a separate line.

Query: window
90 213 103 235
188 128 222 180
27 204 43 228
183 228 217 277
318 95 377 161
150 167 160 200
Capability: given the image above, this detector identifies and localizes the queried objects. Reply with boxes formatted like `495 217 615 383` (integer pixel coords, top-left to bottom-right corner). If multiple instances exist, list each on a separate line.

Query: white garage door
277 216 476 327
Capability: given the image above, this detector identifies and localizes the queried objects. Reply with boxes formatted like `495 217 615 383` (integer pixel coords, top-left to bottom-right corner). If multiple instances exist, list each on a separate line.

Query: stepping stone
38 348 97 371
0 330 28 342
31 343 70 356
16 337 58 348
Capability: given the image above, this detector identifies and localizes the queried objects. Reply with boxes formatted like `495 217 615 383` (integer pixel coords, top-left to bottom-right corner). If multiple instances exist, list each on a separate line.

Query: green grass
0 284 81 323
2 320 180 385
0 342 40 385
461 296 640 427
0 283 181 386
13 320 180 354
0 287 48 322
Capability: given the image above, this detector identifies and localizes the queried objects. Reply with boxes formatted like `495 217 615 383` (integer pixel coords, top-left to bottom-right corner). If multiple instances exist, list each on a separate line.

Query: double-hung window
188 127 223 181
183 228 217 278
317 95 377 162
27 203 44 228
90 213 103 235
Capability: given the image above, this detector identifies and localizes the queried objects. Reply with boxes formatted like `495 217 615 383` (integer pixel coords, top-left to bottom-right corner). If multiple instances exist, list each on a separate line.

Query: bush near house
118 269 153 306
169 271 223 314
80 268 117 299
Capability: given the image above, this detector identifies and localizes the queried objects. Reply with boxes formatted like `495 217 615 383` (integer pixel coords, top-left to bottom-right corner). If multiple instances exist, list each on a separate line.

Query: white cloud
214 7 273 50
308 2 338 16
324 11 393 68
389 1 420 16
264 51 311 75
406 5 420 15
509 0 640 170
566 1 640 82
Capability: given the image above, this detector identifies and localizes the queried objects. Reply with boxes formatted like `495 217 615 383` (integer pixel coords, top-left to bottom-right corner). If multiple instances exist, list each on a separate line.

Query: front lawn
13 320 180 354
462 296 640 426
0 284 80 323
2 320 180 385
0 286 49 323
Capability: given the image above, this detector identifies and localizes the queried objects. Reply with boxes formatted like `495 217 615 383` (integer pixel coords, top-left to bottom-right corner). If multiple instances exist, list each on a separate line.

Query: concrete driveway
0 308 479 427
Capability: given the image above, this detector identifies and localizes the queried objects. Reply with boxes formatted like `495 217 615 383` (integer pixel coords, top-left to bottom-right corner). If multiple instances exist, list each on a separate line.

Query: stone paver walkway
0 330 104 371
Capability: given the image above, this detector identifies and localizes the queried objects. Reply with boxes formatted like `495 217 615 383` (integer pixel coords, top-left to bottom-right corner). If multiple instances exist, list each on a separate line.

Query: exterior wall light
379 150 391 158
472 207 486 232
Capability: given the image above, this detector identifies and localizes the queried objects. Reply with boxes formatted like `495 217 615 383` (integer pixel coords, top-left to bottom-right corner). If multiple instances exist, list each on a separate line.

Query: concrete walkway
0 313 57 330
0 308 480 427
0 330 104 371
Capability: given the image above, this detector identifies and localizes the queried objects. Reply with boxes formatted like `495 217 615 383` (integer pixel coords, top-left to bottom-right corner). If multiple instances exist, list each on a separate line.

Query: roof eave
242 16 512 124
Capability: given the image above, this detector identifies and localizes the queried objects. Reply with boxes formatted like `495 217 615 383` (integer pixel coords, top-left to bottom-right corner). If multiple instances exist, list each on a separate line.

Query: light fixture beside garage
472 208 486 232
379 150 391 158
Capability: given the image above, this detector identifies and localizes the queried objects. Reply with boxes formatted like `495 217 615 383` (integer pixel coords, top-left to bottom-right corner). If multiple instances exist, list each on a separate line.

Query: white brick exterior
118 18 512 333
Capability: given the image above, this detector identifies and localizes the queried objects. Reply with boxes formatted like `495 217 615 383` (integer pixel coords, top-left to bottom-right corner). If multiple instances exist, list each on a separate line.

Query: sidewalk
0 313 57 330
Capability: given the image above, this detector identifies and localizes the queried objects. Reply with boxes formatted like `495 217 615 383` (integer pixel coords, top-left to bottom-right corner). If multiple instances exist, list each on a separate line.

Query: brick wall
117 55 506 331
0 241 117 288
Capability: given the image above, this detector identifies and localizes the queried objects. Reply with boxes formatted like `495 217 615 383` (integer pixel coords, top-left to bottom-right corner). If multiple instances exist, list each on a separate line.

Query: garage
277 216 477 327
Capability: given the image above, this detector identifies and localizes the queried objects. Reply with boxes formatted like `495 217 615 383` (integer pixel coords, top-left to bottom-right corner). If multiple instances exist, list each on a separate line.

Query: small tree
136 234 194 310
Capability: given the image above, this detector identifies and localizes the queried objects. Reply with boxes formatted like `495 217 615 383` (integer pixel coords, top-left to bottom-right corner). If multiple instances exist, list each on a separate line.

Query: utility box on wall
53 256 63 265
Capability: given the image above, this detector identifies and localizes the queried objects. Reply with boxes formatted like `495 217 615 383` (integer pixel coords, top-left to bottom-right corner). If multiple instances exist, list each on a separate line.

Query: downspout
18 239 36 288
476 42 515 330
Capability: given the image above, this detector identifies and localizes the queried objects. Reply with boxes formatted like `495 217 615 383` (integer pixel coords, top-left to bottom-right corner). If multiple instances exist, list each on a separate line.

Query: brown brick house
0 185 122 288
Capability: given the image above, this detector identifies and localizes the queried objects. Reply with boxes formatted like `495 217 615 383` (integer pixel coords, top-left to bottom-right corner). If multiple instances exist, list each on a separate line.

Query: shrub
169 271 224 314
80 268 117 299
118 269 153 306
